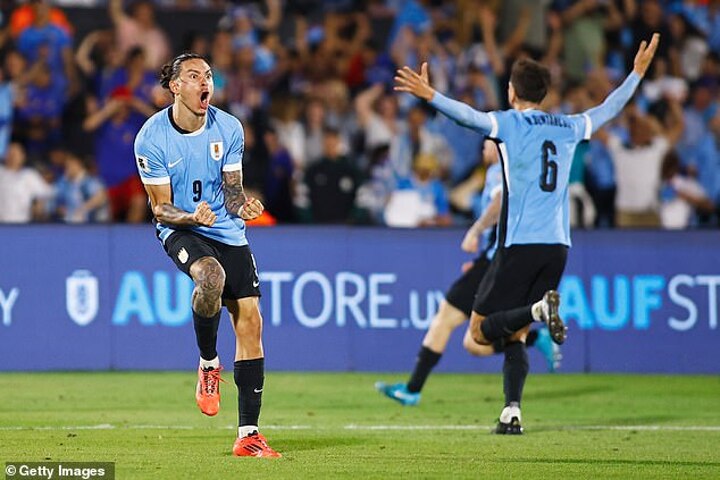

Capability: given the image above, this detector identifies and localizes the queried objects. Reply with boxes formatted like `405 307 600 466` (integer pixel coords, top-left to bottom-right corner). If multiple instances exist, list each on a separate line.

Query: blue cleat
374 381 421 406
534 327 562 373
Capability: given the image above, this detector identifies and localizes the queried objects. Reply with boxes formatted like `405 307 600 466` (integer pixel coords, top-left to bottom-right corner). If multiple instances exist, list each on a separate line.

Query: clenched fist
193 201 216 227
240 197 264 221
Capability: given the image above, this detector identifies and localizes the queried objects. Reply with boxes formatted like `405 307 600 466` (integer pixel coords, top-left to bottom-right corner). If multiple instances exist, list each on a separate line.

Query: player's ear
170 79 180 95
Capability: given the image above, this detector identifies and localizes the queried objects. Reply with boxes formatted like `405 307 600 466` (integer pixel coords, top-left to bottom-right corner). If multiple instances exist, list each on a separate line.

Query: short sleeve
222 117 244 173
487 110 517 141
568 114 592 141
134 128 169 185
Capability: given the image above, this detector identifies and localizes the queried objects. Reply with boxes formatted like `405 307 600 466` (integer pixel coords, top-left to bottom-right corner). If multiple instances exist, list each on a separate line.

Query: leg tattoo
191 257 226 317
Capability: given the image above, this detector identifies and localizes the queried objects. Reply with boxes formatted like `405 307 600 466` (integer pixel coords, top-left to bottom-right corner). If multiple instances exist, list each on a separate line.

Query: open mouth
200 91 210 109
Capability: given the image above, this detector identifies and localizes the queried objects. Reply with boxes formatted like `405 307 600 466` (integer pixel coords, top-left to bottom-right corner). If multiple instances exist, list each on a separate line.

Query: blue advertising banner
0 226 717 373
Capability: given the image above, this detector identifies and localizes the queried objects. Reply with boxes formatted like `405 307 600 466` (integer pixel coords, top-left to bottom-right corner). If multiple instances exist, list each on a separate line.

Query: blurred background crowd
0 0 719 229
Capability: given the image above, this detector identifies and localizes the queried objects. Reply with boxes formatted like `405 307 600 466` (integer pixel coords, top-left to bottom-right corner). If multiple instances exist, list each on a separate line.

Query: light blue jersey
430 72 641 247
477 161 503 258
486 108 589 246
135 106 247 246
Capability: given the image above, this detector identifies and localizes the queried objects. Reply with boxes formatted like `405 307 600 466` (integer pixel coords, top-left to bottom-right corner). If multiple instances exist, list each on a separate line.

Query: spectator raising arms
108 0 170 70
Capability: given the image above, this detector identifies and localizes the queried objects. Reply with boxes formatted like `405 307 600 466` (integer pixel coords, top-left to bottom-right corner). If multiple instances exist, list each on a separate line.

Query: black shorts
445 253 492 317
472 244 568 316
163 231 261 300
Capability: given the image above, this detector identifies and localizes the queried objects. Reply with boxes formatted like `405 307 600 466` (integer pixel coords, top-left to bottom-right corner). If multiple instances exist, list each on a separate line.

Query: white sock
238 425 259 438
531 300 544 322
199 356 220 370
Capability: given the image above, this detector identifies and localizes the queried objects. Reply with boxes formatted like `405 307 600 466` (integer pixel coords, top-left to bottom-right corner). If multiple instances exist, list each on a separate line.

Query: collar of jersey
168 106 207 136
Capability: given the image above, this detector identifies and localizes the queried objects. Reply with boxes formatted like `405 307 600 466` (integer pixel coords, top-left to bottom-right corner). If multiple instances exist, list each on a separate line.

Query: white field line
1 424 720 432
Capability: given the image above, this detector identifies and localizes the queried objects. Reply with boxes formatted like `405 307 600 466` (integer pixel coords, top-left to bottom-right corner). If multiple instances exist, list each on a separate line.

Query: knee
508 326 529 344
462 333 491 356
462 331 474 351
192 257 226 294
469 315 491 346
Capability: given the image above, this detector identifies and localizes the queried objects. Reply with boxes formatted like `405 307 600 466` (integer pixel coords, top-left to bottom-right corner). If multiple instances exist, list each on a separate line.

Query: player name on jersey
523 114 571 129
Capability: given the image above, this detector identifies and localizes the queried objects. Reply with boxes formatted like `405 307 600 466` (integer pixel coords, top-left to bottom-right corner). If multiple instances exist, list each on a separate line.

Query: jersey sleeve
429 92 494 135
583 72 641 136
567 114 592 142
485 110 517 141
134 127 169 185
222 117 244 173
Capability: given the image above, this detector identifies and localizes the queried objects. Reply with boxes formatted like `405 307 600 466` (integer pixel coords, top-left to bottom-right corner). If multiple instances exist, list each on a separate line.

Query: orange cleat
232 433 282 458
195 366 224 416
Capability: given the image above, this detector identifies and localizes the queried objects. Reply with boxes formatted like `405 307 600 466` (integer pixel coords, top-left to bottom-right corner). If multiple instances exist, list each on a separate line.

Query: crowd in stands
0 0 719 229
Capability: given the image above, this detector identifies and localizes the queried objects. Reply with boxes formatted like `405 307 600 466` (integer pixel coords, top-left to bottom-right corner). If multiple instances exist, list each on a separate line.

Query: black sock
406 346 441 393
235 358 264 427
492 338 506 354
193 309 221 361
503 341 529 406
526 329 539 347
480 306 533 342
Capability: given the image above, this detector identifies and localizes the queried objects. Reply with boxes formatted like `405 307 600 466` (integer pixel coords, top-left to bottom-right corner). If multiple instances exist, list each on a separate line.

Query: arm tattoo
154 203 198 227
223 170 247 216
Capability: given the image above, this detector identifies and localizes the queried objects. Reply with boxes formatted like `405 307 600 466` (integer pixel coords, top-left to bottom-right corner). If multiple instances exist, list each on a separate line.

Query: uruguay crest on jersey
210 141 223 161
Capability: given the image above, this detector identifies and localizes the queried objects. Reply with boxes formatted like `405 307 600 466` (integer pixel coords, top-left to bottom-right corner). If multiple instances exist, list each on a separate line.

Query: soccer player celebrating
395 34 660 433
375 140 560 406
134 53 280 457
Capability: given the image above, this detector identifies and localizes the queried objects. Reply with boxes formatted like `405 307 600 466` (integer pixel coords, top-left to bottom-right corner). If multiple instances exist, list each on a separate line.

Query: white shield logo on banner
210 141 224 161
66 270 99 326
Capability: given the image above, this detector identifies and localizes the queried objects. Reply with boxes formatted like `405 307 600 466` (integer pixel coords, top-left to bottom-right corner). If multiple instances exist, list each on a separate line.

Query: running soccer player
395 34 660 433
134 53 280 457
375 140 560 406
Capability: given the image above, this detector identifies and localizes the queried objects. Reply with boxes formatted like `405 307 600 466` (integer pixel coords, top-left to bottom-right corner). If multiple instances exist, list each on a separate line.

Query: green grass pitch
1 372 719 479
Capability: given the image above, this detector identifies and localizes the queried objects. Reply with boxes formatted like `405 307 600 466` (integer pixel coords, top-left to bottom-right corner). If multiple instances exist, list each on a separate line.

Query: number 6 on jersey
540 140 558 192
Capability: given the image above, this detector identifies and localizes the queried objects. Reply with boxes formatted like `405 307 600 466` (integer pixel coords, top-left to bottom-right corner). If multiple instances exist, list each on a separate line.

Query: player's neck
172 102 206 133
511 99 541 112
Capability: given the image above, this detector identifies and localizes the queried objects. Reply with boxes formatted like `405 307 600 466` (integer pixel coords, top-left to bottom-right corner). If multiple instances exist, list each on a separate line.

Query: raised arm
83 99 122 132
108 0 127 25
584 33 660 134
394 62 493 134
355 83 384 127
